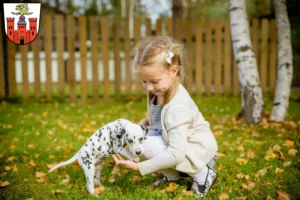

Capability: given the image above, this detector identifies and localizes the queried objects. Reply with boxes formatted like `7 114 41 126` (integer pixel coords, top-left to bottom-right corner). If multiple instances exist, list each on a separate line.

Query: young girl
113 36 218 197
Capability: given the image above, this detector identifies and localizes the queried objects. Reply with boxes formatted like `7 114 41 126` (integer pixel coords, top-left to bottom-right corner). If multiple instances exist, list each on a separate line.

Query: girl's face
137 64 178 97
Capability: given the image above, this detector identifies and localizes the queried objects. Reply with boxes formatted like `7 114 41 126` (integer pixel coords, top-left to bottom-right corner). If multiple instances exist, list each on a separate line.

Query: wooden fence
0 15 277 103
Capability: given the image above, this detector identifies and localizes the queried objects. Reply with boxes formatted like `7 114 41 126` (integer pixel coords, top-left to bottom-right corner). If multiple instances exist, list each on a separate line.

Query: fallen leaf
182 189 193 196
131 175 142 183
0 181 10 188
173 195 183 200
242 181 255 190
285 140 294 148
283 161 292 168
287 149 297 156
256 167 270 177
47 163 58 169
12 165 18 172
28 144 35 149
62 175 70 184
219 193 229 200
0 154 3 159
247 150 255 159
275 168 284 173
160 182 177 193
53 190 64 196
29 159 36 167
217 152 225 158
266 195 274 200
214 130 223 136
4 166 11 171
94 186 105 195
36 172 47 178
236 196 247 200
277 191 290 200
25 198 34 200
273 145 282 152
111 164 121 176
7 156 14 162
236 158 248 165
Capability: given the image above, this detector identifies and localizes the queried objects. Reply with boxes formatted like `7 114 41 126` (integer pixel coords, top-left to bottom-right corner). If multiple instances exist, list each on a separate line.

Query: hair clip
163 52 174 64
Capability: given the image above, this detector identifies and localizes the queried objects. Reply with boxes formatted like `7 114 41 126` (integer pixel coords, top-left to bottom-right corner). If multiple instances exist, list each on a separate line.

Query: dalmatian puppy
48 119 147 195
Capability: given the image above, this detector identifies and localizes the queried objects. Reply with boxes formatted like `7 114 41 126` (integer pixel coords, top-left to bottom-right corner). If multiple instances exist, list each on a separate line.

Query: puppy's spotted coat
49 119 146 195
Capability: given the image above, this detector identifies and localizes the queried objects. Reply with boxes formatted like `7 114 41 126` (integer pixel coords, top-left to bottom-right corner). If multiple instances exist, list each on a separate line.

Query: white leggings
142 132 216 183
142 135 183 180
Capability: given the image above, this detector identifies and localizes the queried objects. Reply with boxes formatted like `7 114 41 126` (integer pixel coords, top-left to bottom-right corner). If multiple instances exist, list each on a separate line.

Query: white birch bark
270 0 293 122
230 0 264 124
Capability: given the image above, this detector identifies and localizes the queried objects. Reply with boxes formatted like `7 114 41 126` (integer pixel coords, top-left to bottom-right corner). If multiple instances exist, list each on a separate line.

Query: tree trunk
230 0 264 124
270 0 293 122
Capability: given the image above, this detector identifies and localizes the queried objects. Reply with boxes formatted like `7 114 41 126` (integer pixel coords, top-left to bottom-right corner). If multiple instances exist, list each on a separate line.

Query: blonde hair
134 36 187 105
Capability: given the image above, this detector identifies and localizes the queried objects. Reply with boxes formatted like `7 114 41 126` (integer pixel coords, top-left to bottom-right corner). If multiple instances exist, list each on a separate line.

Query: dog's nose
135 150 141 155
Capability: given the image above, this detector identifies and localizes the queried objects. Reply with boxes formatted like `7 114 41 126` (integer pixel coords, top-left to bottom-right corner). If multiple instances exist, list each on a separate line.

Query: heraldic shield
3 3 41 45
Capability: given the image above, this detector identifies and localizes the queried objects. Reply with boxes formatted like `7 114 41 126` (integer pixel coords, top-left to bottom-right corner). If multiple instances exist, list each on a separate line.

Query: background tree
270 0 293 122
229 0 264 124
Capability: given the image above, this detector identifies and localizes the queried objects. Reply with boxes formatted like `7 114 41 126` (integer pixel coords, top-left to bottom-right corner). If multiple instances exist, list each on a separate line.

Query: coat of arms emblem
3 3 41 45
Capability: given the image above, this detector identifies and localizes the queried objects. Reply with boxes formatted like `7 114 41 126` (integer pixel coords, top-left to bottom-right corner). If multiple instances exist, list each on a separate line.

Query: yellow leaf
283 161 292 168
273 144 282 152
275 168 284 173
131 175 143 183
277 191 290 200
7 156 14 162
182 189 193 196
214 130 223 136
36 172 47 178
217 152 225 158
242 181 255 190
287 149 298 156
42 111 48 117
0 181 10 188
5 166 11 171
94 186 105 195
53 190 64 196
29 159 36 167
111 164 121 175
247 150 255 159
285 140 294 148
160 182 178 193
264 153 277 160
256 167 270 177
236 158 248 165
219 193 229 200
236 196 248 200
0 154 3 159
28 144 35 149
47 163 58 169
173 195 183 200
266 195 274 200
12 165 18 172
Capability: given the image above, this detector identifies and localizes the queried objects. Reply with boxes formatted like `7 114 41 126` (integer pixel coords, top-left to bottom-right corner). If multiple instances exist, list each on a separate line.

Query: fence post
214 18 223 95
44 14 53 101
20 45 29 101
55 14 65 99
205 19 212 96
79 15 88 104
90 16 99 103
7 40 16 98
260 18 269 92
269 19 277 91
67 15 76 103
123 17 132 95
113 17 121 99
185 17 193 93
224 20 231 93
134 17 141 95
195 19 203 97
101 16 110 103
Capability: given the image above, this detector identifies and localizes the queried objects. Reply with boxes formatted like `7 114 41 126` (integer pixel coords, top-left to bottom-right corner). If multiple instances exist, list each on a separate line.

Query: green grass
0 95 299 199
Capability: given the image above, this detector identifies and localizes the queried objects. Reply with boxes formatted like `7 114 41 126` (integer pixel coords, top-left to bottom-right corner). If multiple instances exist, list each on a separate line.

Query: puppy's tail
48 152 78 173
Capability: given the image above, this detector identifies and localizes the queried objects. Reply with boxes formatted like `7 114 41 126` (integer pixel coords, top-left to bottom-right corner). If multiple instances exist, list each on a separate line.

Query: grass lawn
0 95 299 199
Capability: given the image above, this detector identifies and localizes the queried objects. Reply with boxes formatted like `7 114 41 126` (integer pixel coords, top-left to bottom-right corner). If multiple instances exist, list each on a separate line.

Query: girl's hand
112 154 139 172
138 118 149 126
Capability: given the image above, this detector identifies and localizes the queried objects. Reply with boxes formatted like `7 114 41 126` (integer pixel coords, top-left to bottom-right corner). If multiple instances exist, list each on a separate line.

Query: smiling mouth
151 91 158 94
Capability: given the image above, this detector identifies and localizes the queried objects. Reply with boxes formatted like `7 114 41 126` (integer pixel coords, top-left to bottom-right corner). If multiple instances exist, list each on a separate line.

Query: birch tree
230 0 264 124
270 0 293 122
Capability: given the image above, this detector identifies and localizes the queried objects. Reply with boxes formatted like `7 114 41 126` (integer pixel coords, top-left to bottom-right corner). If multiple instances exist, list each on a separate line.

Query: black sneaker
191 167 218 197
